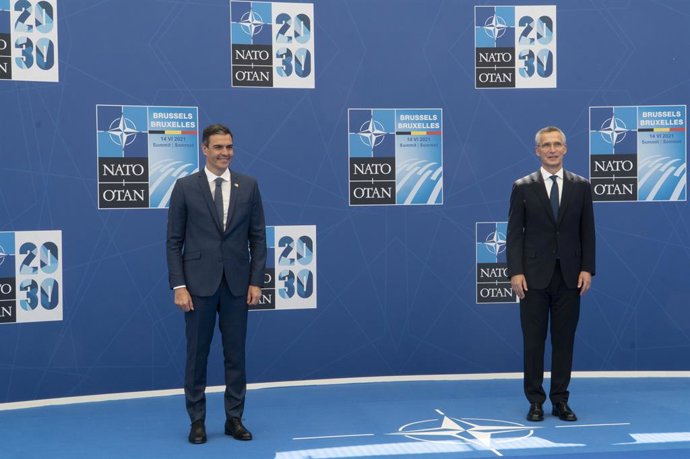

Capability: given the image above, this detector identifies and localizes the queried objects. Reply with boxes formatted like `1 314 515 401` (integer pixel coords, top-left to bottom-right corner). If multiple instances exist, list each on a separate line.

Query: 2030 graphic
230 1 314 88
0 230 62 324
0 0 59 81
474 5 556 88
254 225 317 311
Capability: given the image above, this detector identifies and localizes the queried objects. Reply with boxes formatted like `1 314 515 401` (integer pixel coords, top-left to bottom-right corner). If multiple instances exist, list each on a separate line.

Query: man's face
535 131 567 171
202 133 233 175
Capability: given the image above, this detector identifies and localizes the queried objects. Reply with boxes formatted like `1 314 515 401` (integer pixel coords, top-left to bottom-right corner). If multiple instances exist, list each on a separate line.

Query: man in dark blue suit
166 124 267 444
507 126 595 423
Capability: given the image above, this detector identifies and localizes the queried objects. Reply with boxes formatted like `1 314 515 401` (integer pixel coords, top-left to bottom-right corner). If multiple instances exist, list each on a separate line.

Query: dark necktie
549 175 559 219
214 177 224 228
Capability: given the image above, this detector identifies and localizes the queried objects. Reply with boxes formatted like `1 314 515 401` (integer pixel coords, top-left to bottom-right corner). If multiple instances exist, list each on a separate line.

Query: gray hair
535 126 566 146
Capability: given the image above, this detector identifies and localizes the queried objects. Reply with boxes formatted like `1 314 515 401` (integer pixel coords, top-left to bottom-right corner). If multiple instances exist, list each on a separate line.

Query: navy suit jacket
166 169 267 297
507 170 595 290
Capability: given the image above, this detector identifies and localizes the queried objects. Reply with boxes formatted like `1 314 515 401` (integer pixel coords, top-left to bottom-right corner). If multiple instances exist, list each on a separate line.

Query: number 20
518 15 553 45
275 13 311 44
278 236 313 266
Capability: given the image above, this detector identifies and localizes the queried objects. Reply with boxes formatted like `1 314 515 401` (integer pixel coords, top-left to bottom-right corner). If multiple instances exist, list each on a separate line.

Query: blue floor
2 377 690 458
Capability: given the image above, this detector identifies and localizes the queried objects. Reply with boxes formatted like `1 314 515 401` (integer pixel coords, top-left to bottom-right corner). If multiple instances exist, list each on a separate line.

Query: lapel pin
234 183 239 188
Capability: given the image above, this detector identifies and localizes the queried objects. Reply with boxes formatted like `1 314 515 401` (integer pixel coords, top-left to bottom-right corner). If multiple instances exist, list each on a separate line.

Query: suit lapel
197 171 224 232
558 170 574 226
225 171 240 233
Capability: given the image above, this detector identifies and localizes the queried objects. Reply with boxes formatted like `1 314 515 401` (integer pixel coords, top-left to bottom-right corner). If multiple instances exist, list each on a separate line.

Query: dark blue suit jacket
166 169 267 297
507 170 595 290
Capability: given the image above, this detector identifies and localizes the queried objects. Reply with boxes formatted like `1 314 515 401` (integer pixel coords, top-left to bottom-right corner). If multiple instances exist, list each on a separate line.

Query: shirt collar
540 167 563 181
204 166 231 183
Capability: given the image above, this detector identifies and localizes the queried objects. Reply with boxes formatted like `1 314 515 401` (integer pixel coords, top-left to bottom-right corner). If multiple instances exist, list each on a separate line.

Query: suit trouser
184 277 248 423
520 261 580 404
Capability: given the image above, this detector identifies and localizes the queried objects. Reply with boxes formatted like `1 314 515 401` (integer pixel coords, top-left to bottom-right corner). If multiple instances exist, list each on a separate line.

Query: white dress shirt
204 166 231 229
540 167 563 205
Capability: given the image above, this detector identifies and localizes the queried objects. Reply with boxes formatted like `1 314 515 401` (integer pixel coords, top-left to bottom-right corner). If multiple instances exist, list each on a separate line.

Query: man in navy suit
166 123 267 444
507 126 595 423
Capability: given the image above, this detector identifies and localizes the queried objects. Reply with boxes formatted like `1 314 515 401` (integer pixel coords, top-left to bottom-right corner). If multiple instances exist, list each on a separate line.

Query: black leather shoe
526 402 544 422
552 401 577 421
225 417 253 441
188 420 207 444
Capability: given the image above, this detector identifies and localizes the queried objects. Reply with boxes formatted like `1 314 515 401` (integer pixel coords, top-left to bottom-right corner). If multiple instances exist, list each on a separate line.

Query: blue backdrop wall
1 0 689 403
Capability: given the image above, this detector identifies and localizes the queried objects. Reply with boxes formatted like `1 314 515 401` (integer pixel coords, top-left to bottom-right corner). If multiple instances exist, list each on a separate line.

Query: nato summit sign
476 222 517 304
255 225 316 311
230 1 314 88
474 5 556 88
0 0 58 81
96 105 199 209
0 230 62 324
589 105 687 202
348 108 443 206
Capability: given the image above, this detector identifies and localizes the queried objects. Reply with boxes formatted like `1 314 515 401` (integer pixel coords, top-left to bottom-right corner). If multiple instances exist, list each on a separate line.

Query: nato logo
0 0 59 82
394 409 541 449
230 1 315 88
231 1 272 46
475 5 556 89
476 222 516 304
254 225 317 311
280 406 690 457
590 105 686 202
348 109 443 206
96 105 199 209
238 8 267 38
0 231 62 325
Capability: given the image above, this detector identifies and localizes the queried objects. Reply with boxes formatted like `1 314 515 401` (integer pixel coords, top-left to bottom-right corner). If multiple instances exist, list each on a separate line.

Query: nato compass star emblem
390 409 538 456
240 10 265 37
107 116 139 147
483 15 508 40
484 231 507 256
358 118 387 148
599 116 629 145
0 245 6 267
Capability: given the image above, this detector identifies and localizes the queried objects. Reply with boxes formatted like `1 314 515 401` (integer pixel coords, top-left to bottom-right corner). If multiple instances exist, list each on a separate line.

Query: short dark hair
202 124 233 146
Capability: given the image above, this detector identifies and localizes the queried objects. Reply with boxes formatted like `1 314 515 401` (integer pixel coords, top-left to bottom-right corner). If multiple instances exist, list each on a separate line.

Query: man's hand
511 274 528 299
247 285 262 306
577 271 592 296
174 287 194 312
